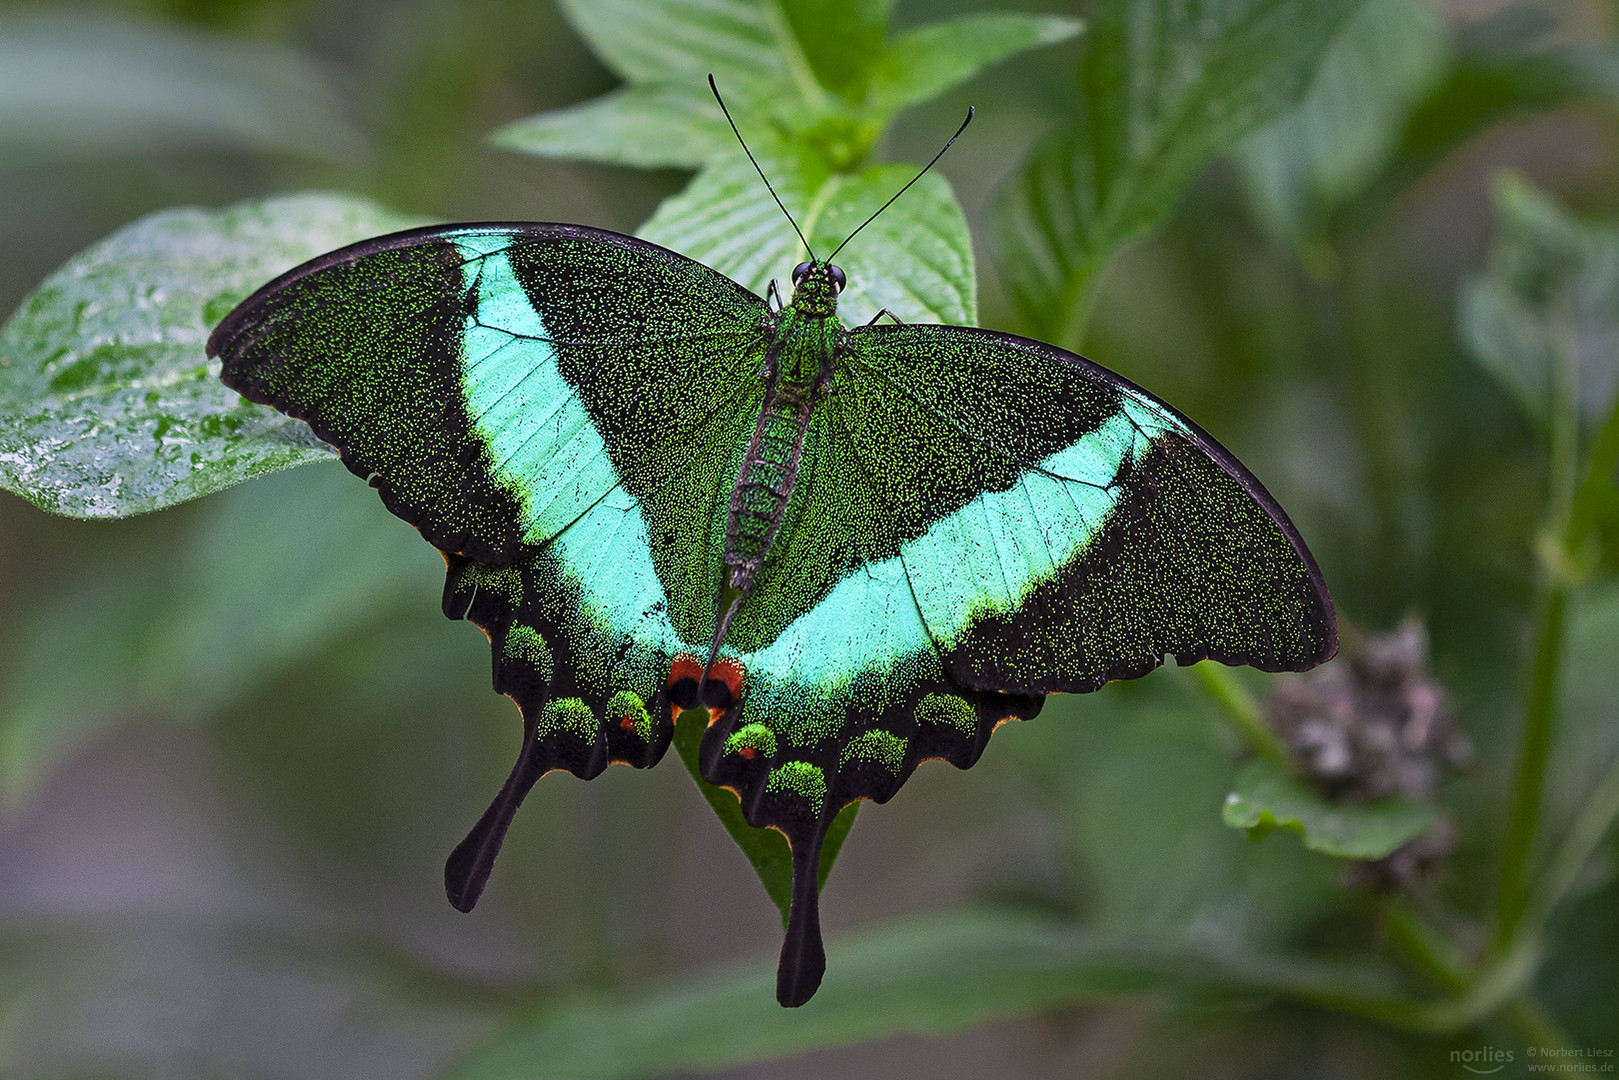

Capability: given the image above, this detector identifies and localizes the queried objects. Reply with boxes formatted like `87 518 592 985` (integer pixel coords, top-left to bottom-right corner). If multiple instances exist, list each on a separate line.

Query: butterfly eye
828 265 847 293
791 261 813 286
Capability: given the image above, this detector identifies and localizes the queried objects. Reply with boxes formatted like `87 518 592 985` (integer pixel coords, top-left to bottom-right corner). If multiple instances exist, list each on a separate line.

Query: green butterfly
210 106 1335 1008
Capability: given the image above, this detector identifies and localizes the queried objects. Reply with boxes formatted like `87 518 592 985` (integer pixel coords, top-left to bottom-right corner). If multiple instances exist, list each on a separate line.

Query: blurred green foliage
1 0 1618 1078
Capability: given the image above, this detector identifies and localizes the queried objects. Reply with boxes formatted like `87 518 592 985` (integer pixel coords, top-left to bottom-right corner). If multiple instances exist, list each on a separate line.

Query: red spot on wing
708 657 745 698
666 653 704 725
737 745 756 759
668 654 704 685
619 714 638 731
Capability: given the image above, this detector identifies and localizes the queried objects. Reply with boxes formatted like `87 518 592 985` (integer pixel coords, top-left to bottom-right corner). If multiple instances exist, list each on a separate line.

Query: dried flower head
1266 618 1472 885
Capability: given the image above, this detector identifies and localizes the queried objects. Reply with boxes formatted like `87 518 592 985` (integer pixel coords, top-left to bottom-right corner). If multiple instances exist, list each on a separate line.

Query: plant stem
1385 897 1470 993
1185 637 1591 1043
1569 390 1619 546
1522 747 1619 940
1501 995 1575 1052
1190 661 1294 771
1380 897 1576 1045
1495 585 1569 951
1495 292 1581 953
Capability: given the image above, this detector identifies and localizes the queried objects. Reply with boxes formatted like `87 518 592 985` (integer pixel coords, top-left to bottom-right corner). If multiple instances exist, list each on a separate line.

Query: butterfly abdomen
724 374 819 595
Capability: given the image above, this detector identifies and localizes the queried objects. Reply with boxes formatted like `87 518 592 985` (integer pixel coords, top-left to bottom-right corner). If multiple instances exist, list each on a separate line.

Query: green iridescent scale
210 221 1336 1008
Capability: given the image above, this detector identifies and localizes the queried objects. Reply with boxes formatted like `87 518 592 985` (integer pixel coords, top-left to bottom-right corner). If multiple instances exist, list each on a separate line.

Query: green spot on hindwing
765 761 827 815
502 623 553 678
915 692 976 737
536 697 596 741
724 722 778 760
477 564 525 603
839 730 907 775
607 689 652 741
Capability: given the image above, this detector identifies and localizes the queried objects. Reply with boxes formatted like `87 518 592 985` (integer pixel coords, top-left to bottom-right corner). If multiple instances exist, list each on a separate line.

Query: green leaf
0 463 438 807
992 0 1367 347
1459 172 1619 431
555 0 793 97
504 2 1078 177
0 11 366 164
869 13 1084 113
1233 0 1449 261
639 149 975 326
496 1 829 176
779 0 894 101
1222 759 1438 860
437 909 1403 1080
1390 10 1619 194
0 193 426 518
487 84 731 168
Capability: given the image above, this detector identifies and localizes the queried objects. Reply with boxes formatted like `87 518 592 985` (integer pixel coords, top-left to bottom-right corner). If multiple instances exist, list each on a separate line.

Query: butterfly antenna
827 106 974 265
709 74 817 263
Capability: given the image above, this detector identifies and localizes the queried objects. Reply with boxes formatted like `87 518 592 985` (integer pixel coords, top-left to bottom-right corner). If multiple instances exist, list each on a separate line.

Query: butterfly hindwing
692 575 1042 1005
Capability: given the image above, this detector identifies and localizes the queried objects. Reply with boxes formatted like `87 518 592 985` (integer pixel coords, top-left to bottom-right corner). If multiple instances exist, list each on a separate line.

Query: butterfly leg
767 279 785 312
864 308 904 326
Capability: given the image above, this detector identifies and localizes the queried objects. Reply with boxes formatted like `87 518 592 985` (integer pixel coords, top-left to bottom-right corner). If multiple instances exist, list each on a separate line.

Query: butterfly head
788 260 846 317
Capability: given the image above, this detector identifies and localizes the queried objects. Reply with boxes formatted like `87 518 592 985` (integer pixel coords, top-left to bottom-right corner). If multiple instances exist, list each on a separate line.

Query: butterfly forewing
211 223 770 564
835 323 1338 694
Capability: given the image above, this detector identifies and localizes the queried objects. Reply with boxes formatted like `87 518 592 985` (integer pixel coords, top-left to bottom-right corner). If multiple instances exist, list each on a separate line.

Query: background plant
1 0 1617 1077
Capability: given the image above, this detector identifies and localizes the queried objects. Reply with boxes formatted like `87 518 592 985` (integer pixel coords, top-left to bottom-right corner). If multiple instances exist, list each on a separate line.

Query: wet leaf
0 193 425 518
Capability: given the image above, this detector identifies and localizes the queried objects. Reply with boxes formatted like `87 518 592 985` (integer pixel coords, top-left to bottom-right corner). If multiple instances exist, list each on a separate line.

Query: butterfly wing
691 320 1336 1004
836 322 1337 692
211 222 768 563
211 222 771 908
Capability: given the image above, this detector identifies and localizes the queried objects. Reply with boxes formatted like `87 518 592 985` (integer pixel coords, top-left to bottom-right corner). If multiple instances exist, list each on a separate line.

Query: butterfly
208 92 1336 1008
